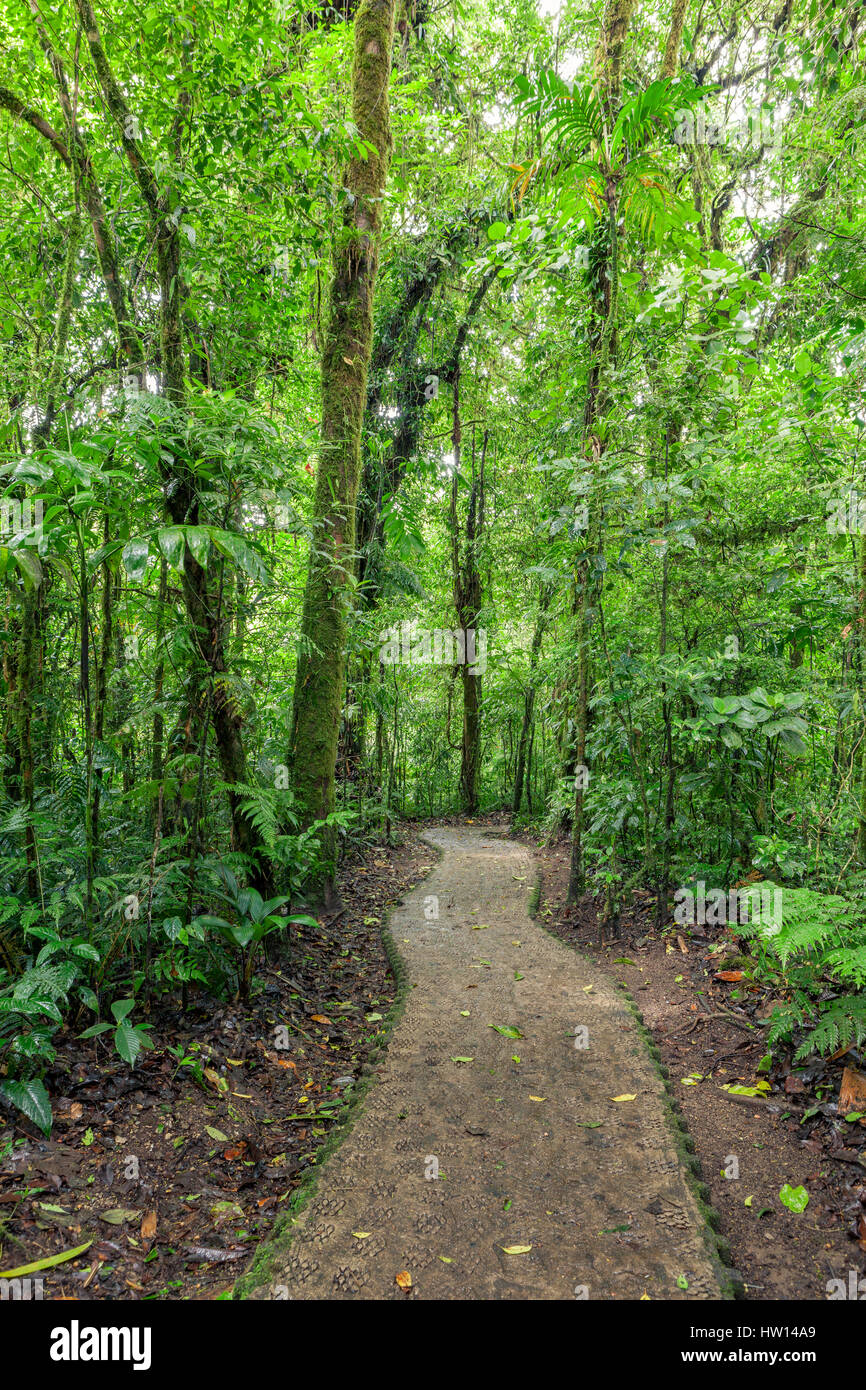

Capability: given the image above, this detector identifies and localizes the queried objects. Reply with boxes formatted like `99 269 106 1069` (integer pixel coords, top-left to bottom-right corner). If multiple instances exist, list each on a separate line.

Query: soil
529 831 866 1302
0 830 431 1300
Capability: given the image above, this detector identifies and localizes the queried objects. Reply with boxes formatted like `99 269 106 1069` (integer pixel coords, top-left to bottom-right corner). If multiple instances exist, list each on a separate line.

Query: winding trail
245 825 732 1300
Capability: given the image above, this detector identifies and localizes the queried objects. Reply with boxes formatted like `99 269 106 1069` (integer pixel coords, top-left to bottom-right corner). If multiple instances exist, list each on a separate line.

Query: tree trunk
567 0 635 903
448 378 485 815
512 586 550 825
289 0 396 885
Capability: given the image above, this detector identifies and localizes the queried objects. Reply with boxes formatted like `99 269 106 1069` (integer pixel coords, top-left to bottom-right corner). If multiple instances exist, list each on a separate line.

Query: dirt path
240 825 735 1300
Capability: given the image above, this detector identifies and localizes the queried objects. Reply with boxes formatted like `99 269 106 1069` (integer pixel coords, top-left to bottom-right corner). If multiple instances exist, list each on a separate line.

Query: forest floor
5 817 863 1302
0 834 429 1300
239 821 732 1300
531 833 866 1301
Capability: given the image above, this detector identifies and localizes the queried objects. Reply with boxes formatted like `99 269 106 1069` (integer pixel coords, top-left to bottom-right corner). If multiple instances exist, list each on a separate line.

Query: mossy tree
289 0 398 886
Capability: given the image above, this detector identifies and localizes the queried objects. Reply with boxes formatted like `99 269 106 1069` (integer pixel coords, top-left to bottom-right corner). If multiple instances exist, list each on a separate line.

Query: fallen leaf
839 1066 866 1124
99 1209 141 1226
310 1014 331 1024
611 1094 637 1103
715 970 744 982
140 1211 157 1241
0 1239 93 1279
778 1183 809 1213
501 1244 532 1255
352 1232 372 1239
528 1096 546 1102
395 1270 412 1290
450 1056 473 1064
205 1126 229 1142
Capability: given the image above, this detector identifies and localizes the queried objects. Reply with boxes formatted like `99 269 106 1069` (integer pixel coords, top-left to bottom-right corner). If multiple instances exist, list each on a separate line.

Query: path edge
526 864 745 1301
230 843 442 1299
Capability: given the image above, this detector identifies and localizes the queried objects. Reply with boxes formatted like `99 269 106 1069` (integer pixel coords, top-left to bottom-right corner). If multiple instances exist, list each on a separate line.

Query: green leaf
157 526 186 571
185 526 211 567
0 1239 93 1278
79 1021 113 1039
778 1183 809 1213
122 538 150 581
207 528 270 585
99 1208 141 1225
114 1020 143 1066
9 546 42 591
1 1077 52 1135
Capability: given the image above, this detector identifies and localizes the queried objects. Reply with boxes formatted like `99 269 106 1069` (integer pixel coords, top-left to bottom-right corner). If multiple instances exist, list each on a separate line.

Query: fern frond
795 995 866 1061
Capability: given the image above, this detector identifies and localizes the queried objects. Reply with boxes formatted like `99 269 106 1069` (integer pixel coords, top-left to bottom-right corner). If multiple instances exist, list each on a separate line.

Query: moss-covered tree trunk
289 0 396 884
567 0 635 904
448 379 485 815
858 527 866 862
513 586 550 825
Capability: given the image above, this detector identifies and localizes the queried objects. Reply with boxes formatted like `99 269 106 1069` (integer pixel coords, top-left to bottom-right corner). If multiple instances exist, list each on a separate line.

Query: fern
766 998 809 1049
795 995 866 1062
822 945 866 987
741 882 866 1059
217 781 281 848
741 881 859 965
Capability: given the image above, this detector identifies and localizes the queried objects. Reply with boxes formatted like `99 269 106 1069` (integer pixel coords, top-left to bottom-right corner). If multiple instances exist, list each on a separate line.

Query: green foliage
741 883 866 1059
79 998 154 1068
0 0 862 1137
